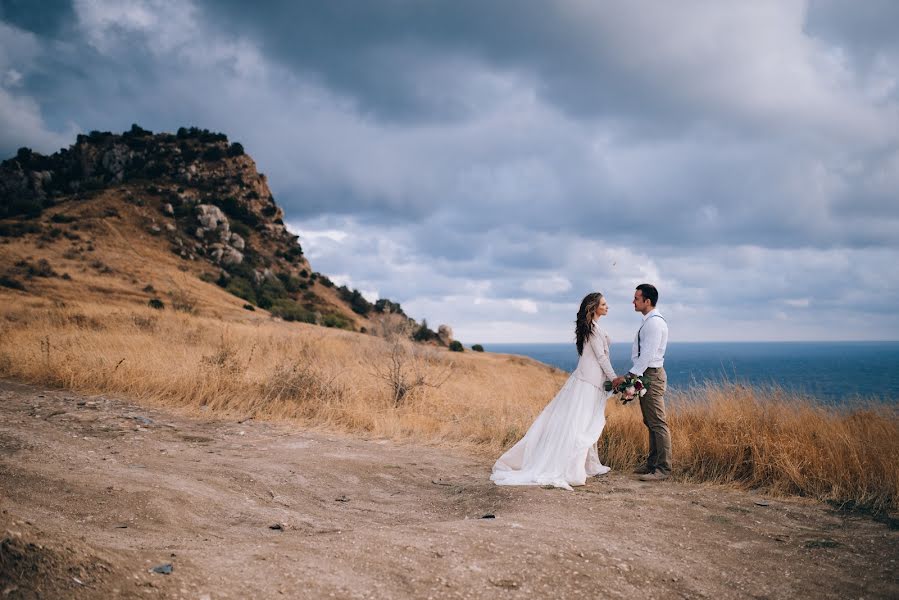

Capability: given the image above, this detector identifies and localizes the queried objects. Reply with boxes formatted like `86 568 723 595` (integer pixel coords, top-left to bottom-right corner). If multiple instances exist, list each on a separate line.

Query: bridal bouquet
604 375 648 404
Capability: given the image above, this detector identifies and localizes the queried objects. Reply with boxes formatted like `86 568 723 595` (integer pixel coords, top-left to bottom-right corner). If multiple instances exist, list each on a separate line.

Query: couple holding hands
491 284 671 490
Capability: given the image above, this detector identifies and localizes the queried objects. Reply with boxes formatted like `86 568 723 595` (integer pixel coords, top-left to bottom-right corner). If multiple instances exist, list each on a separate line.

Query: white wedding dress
491 321 616 491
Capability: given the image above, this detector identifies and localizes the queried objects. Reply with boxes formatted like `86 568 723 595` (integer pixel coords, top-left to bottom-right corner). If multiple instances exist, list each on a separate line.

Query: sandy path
1 380 896 599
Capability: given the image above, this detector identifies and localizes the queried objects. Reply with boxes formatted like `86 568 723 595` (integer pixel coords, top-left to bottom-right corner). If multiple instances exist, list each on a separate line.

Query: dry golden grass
1 296 897 512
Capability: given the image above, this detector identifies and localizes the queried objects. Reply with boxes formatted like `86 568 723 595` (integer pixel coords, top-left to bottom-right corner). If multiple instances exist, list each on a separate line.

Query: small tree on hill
412 319 437 342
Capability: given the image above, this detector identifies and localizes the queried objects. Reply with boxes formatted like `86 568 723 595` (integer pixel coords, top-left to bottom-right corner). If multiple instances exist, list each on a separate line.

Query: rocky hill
0 124 447 340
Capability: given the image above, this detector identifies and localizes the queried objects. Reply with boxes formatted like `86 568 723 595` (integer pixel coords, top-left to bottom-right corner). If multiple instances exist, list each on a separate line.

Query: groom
612 283 671 482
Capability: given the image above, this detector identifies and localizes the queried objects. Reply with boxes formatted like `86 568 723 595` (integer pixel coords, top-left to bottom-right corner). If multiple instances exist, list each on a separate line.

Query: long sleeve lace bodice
572 321 616 387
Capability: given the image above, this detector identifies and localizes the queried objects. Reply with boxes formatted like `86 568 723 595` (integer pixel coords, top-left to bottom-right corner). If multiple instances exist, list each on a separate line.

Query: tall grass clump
0 298 896 512
599 384 899 512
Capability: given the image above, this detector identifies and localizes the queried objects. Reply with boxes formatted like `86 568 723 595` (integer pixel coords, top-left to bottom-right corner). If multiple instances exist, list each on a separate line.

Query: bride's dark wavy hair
575 292 604 356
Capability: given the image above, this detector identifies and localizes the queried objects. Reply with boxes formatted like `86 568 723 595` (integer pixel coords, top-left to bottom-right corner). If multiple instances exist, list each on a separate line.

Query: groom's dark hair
636 283 659 306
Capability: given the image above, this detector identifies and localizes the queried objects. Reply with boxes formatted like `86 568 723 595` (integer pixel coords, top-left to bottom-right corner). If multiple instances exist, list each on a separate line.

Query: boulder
220 246 244 266
195 204 230 242
101 144 131 182
437 325 453 346
196 204 229 231
0 163 31 204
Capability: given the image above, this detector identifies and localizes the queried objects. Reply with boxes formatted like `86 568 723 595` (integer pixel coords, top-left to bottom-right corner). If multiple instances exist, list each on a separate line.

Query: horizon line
478 339 899 345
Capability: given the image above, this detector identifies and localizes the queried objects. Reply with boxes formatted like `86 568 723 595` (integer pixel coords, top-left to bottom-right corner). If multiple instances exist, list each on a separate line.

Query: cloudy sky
2 1 898 343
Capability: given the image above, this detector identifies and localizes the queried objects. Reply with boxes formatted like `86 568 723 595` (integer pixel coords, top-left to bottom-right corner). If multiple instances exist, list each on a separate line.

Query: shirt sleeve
589 331 616 382
629 318 663 376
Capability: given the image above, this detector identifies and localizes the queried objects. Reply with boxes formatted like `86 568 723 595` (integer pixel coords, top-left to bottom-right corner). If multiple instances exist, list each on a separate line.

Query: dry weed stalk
369 313 413 340
167 287 198 314
367 337 454 407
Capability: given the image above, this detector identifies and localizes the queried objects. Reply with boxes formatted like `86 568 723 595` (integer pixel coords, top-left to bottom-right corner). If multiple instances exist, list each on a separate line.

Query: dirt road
1 380 896 599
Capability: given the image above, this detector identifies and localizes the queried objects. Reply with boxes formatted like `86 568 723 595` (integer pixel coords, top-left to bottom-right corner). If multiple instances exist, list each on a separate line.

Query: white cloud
0 21 41 71
784 299 811 308
3 69 23 88
523 275 572 295
73 0 198 53
0 87 75 155
558 0 893 142
289 226 349 244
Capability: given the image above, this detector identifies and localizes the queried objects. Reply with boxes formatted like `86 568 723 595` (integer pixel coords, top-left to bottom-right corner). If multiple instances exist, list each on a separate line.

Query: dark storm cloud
1 0 898 340
0 0 75 37
806 0 899 63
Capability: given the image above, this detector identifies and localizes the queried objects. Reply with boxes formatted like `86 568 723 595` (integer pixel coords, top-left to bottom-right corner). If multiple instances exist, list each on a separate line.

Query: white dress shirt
572 320 616 388
629 308 668 376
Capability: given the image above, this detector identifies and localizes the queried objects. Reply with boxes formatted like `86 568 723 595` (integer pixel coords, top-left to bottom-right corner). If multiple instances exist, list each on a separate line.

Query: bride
491 292 617 490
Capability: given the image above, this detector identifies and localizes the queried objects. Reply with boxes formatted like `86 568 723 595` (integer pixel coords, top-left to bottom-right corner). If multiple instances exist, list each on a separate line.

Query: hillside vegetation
0 125 435 336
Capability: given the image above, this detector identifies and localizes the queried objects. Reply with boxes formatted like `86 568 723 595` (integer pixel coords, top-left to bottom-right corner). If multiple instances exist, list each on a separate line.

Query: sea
481 341 899 404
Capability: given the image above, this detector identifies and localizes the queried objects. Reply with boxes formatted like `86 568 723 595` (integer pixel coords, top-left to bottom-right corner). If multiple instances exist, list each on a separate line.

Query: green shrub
268 299 316 323
87 130 113 141
449 341 464 352
323 313 353 330
0 275 25 290
257 277 288 309
176 127 228 143
214 196 259 227
374 298 406 316
43 227 63 240
227 142 245 157
337 285 372 316
178 142 199 163
0 222 41 237
230 221 252 239
283 245 303 261
413 320 438 342
202 146 225 161
472 344 484 352
277 273 303 294
313 272 334 287
225 276 256 304
124 123 152 137
243 303 255 311
148 298 165 310
1 196 44 219
17 258 56 278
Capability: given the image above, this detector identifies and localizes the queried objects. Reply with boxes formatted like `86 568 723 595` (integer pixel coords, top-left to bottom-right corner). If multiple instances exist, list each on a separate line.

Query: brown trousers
639 366 672 475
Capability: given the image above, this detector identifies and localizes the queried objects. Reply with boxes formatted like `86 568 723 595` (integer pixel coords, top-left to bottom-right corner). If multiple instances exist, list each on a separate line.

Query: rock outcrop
0 124 442 339
437 325 454 346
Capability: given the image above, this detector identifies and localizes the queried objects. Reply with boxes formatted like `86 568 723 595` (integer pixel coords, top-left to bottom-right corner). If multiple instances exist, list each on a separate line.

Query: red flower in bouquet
603 375 649 404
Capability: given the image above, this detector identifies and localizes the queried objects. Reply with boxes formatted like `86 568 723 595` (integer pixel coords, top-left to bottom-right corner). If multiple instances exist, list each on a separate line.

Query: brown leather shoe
632 465 653 475
639 471 670 482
